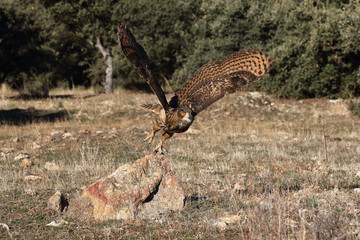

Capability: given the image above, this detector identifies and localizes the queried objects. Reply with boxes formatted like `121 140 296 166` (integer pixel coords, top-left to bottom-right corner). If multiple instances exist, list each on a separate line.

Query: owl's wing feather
169 50 274 114
118 25 169 111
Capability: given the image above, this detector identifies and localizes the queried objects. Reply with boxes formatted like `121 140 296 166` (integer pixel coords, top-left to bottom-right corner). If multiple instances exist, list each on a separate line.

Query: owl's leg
143 129 159 144
154 132 173 154
143 118 161 143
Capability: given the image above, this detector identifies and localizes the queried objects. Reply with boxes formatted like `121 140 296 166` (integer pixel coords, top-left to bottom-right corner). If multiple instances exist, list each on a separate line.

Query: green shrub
347 101 360 118
253 0 360 99
17 72 50 98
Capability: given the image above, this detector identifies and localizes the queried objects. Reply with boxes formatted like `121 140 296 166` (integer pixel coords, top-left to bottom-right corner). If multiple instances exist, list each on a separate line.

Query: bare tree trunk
95 37 113 93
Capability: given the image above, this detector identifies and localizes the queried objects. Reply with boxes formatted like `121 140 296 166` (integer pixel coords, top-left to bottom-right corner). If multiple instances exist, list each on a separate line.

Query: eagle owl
118 25 274 153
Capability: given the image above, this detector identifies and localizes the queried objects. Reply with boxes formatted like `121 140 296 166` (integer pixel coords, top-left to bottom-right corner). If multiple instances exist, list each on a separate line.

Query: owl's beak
184 113 194 123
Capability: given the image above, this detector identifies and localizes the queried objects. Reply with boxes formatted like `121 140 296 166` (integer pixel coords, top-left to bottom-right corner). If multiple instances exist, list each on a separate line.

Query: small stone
0 148 13 161
212 219 227 229
44 162 60 171
218 215 242 224
25 188 37 195
20 158 33 168
46 219 69 227
354 188 360 195
0 223 12 239
47 191 68 213
50 131 63 137
101 100 115 106
14 153 30 161
24 174 44 182
105 134 117 139
355 171 360 178
32 142 42 149
62 132 73 139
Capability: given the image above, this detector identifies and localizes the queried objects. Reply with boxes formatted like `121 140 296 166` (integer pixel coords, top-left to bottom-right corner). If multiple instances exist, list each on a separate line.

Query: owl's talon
154 142 165 154
143 132 155 144
153 149 164 154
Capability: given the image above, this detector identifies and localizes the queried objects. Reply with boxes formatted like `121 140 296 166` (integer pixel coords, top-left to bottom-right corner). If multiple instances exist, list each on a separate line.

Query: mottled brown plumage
169 50 275 113
118 24 274 153
118 25 169 111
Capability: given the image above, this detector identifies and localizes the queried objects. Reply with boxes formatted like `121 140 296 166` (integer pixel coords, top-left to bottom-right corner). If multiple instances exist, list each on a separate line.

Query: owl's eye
181 111 186 116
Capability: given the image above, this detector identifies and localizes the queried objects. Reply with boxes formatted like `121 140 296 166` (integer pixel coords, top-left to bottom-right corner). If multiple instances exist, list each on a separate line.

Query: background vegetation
1 0 360 98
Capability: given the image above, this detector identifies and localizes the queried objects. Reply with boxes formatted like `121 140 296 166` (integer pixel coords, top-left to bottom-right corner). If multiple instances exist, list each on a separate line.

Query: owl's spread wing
169 50 274 114
118 24 169 111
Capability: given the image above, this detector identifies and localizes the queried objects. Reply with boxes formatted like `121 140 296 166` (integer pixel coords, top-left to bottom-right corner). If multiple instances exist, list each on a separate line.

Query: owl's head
118 25 127 39
177 107 194 122
168 107 195 132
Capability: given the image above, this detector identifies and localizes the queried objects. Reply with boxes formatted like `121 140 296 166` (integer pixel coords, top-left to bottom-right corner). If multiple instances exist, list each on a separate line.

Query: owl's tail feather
141 103 163 114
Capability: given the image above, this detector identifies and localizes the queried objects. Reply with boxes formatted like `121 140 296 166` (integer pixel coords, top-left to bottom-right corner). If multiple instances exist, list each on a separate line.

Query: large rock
67 153 184 222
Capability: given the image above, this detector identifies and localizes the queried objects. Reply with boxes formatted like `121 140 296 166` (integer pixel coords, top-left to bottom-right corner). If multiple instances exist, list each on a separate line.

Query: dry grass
0 88 359 239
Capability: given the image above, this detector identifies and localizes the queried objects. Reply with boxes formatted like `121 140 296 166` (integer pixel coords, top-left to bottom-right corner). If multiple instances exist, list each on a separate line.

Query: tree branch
95 37 108 59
